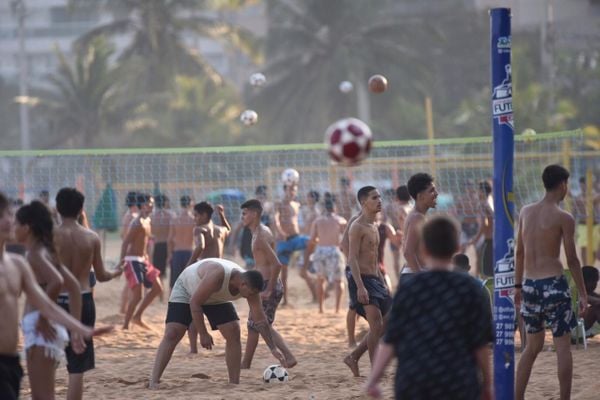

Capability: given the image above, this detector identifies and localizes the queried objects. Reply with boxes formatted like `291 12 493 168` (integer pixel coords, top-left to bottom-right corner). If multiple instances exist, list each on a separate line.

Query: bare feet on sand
344 354 360 377
132 317 151 330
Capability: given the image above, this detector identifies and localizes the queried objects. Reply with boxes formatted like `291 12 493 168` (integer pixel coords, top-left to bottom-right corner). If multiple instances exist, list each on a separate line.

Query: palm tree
75 0 259 93
250 0 439 144
41 37 130 147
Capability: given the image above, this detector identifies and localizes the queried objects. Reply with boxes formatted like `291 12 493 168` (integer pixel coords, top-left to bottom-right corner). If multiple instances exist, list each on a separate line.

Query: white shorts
312 246 345 283
22 310 69 363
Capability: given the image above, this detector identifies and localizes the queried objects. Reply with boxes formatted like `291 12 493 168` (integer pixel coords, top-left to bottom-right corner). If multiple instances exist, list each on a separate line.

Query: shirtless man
341 211 360 347
167 195 195 288
344 186 392 377
120 194 163 330
466 181 494 278
274 183 315 305
239 200 297 369
0 192 110 400
187 202 231 352
515 165 587 400
188 202 230 264
119 191 138 314
151 194 173 287
389 186 412 281
401 173 438 280
305 198 347 313
337 177 358 221
148 258 286 387
54 188 123 400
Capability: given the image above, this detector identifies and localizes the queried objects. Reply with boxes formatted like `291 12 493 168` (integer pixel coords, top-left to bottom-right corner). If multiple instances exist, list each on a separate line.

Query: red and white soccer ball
325 118 373 166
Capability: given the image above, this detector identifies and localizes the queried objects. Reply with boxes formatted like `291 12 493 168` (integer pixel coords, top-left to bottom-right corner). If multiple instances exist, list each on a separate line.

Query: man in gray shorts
149 258 287 387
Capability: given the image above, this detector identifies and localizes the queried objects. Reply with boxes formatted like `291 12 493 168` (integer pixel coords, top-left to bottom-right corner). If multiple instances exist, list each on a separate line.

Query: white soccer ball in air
281 168 300 185
339 81 353 93
240 109 258 126
325 117 373 166
249 72 266 87
263 364 289 383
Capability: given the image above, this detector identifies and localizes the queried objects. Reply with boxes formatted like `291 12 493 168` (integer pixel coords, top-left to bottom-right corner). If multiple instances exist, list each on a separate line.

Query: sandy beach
17 238 600 400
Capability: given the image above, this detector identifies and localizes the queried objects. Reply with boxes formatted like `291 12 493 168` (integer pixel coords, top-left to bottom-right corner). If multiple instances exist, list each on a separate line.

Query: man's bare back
170 212 195 251
197 222 229 259
518 202 570 279
55 221 120 291
152 209 172 243
312 214 346 247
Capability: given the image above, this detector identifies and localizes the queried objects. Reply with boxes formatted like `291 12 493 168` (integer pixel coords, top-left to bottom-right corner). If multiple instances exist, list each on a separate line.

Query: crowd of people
0 164 599 399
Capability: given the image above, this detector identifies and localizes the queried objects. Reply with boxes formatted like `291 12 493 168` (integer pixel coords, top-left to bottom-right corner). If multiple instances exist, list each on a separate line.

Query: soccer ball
240 109 258 126
281 168 300 185
249 72 266 87
325 117 373 166
263 365 289 383
339 81 353 93
368 74 388 93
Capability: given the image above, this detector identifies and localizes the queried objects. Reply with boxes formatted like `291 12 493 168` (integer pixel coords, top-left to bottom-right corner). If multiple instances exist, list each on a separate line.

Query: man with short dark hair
402 173 438 279
188 202 231 264
54 187 123 400
148 258 286 387
120 194 163 330
239 199 296 370
365 216 493 399
343 186 391 377
515 164 587 400
274 184 315 305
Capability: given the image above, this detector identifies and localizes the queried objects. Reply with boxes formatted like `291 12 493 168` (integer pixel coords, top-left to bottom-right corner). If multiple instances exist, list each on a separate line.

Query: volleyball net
0 129 593 232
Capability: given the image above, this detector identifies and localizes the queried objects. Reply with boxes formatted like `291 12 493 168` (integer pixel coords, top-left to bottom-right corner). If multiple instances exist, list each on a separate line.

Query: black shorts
153 242 168 275
166 302 239 331
348 274 392 319
0 354 23 400
57 293 96 374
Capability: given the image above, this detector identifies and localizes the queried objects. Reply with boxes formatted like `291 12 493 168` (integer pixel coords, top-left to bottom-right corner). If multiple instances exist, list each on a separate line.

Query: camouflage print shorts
247 279 284 330
521 275 576 337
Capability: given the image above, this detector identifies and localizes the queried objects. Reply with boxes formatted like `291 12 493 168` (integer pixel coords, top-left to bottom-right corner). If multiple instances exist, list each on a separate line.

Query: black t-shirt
384 270 493 400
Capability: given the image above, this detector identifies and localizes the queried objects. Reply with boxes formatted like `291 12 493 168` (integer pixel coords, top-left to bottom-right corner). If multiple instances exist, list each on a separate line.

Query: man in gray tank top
149 258 287 387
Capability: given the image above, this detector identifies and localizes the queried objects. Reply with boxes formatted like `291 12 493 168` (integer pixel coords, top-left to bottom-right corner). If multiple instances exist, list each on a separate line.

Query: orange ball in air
368 74 388 93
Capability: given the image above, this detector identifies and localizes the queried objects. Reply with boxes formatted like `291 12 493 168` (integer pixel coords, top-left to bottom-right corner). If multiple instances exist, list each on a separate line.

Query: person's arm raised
246 292 286 366
215 205 231 232
562 211 587 316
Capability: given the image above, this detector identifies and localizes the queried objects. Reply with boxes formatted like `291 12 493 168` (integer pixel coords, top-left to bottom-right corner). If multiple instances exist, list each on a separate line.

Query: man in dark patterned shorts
515 165 588 400
240 200 297 369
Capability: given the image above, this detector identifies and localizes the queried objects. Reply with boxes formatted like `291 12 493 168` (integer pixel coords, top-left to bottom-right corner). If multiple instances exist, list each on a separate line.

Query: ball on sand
339 81 353 93
240 109 258 126
368 74 388 93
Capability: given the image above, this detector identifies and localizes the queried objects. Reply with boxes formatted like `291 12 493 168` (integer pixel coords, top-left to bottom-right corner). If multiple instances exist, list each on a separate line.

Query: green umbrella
93 183 119 232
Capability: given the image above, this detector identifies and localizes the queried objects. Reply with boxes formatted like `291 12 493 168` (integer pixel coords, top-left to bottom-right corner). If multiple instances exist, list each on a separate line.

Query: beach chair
563 270 587 350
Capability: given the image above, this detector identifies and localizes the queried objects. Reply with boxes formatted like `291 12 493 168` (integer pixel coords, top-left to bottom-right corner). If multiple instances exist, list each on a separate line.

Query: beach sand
18 238 600 399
